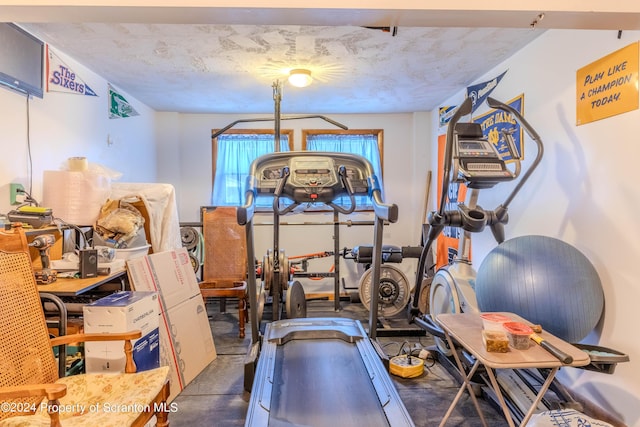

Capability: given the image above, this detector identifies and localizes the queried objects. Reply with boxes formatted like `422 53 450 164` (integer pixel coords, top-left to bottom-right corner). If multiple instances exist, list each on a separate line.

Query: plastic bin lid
502 321 533 335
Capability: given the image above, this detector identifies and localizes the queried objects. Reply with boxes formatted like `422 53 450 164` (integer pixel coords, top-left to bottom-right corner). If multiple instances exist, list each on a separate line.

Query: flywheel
418 276 432 314
359 265 411 318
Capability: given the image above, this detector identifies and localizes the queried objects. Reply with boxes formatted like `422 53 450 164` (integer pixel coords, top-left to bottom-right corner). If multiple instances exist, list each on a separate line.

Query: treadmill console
254 153 371 204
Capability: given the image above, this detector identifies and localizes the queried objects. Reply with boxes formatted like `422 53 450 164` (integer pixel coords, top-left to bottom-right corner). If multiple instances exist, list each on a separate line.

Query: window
211 130 293 207
302 129 383 210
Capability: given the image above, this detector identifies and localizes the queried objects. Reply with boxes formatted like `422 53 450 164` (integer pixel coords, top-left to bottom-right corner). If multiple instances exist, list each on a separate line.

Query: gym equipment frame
238 151 414 427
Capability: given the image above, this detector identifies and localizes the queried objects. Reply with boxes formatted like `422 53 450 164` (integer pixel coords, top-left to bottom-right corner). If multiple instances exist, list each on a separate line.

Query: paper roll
68 157 88 171
42 170 111 225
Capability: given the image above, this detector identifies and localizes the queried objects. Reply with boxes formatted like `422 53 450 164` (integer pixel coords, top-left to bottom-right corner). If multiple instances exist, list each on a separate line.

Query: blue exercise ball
476 235 604 343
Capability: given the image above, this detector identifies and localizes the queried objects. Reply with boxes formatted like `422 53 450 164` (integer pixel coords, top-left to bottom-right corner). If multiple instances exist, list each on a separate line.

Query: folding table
436 312 590 427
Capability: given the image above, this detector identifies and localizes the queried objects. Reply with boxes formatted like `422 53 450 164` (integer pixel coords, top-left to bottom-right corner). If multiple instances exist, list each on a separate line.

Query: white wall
435 29 640 426
0 45 158 216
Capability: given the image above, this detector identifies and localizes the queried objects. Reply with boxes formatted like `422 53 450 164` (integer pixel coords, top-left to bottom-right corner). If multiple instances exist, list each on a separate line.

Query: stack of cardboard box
83 291 160 373
127 248 217 402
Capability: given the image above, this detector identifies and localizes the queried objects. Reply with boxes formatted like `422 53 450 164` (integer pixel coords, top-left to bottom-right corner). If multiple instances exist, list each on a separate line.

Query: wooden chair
199 207 248 339
0 249 171 427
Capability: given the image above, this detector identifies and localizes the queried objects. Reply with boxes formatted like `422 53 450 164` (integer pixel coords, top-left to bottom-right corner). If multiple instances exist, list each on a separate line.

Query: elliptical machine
408 96 544 354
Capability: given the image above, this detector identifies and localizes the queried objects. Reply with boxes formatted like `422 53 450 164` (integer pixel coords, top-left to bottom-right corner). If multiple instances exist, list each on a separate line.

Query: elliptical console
452 122 520 189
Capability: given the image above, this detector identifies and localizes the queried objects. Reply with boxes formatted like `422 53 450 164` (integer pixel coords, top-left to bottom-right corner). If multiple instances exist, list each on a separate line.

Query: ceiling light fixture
288 69 313 87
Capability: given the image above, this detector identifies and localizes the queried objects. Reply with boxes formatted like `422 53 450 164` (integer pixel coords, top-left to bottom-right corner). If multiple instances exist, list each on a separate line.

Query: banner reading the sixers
46 45 97 97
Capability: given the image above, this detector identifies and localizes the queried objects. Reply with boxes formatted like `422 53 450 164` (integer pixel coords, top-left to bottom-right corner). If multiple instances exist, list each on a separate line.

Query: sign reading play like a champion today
576 42 639 125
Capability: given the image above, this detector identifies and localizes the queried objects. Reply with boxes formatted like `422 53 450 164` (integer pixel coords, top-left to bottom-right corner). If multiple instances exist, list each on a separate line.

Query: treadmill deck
245 317 415 427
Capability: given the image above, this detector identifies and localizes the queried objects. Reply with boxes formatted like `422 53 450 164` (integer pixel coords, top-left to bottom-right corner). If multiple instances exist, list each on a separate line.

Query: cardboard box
158 293 217 402
127 249 217 402
83 291 160 373
127 248 200 309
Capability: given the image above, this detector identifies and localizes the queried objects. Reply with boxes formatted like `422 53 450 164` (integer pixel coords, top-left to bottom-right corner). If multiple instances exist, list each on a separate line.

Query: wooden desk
436 313 590 427
36 269 127 297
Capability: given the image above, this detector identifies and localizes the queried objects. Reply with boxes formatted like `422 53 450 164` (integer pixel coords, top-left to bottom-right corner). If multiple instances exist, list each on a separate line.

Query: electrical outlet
10 183 25 205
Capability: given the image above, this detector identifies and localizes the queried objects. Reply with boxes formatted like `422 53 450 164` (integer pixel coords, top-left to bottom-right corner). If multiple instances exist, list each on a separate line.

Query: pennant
108 84 139 119
46 45 97 96
438 105 457 128
466 70 508 113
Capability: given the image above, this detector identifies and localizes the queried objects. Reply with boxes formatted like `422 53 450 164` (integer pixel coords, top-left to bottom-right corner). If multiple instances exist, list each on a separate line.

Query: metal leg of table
520 367 559 426
484 367 516 427
439 333 489 427
40 292 68 377
483 364 560 427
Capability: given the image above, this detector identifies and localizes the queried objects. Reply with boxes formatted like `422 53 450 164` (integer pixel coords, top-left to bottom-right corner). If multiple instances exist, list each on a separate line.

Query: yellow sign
576 42 639 125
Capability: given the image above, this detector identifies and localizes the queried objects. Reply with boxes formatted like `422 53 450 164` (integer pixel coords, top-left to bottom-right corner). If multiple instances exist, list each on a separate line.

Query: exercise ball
476 235 604 343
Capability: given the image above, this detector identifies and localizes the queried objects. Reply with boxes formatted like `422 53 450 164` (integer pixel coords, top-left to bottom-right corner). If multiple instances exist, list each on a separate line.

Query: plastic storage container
480 313 512 331
114 244 151 260
502 322 533 350
482 330 509 353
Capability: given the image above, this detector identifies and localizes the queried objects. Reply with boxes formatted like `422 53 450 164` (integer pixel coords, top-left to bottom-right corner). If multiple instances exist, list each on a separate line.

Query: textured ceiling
22 23 544 114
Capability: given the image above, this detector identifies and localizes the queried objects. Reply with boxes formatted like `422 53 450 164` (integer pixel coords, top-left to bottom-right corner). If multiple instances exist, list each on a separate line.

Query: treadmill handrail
237 151 398 222
238 176 257 225
328 165 357 215
365 172 399 222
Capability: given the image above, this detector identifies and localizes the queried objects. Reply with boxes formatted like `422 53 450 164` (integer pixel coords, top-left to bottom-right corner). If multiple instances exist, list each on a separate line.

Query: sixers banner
466 70 507 114
46 45 97 96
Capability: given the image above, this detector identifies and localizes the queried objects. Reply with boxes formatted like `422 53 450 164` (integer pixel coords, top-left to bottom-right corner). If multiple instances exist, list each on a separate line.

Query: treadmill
238 151 415 427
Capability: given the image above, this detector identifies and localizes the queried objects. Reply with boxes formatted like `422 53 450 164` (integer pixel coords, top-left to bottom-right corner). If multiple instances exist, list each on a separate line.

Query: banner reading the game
46 45 97 97
473 94 524 161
